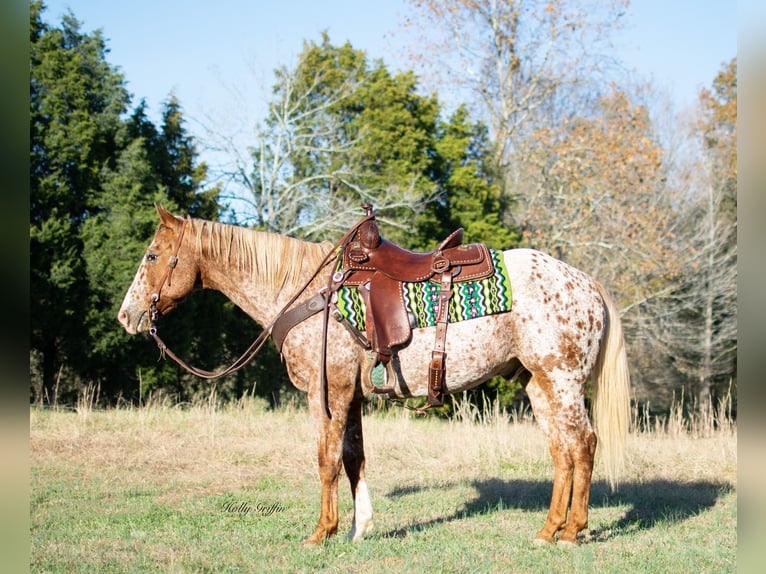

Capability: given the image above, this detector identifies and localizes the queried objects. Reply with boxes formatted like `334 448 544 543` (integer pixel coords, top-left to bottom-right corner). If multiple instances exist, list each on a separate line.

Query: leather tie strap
427 269 454 407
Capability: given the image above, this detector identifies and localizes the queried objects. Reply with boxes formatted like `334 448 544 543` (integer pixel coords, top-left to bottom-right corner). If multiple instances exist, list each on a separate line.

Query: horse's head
118 204 200 334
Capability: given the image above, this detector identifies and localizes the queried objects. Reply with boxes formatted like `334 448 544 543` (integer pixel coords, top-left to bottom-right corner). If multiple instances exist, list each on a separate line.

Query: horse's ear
154 203 178 227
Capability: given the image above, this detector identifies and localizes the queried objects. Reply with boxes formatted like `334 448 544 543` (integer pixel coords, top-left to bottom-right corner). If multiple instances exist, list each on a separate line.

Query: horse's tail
592 282 631 492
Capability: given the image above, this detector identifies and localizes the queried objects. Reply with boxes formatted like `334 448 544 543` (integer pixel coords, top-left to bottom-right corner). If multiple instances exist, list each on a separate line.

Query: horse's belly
390 313 517 398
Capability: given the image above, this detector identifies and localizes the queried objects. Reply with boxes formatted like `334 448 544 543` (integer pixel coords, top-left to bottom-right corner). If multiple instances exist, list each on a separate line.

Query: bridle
144 211 376 417
149 216 190 324
146 213 281 380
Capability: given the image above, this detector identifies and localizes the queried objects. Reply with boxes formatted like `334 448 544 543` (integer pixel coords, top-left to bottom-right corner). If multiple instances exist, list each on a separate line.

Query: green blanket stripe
336 282 366 330
336 248 512 332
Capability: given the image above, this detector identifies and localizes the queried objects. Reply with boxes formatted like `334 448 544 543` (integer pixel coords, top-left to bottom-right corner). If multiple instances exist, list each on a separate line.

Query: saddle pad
335 249 512 333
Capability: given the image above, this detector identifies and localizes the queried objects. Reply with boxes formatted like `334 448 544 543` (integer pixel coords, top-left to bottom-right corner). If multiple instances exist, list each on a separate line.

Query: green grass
30 401 736 573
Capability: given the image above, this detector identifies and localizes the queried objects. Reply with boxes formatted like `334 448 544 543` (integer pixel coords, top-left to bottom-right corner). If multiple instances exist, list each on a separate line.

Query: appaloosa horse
118 204 630 547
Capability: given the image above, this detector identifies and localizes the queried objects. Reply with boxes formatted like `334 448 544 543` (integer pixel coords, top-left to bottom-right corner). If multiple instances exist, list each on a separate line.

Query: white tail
592 282 631 491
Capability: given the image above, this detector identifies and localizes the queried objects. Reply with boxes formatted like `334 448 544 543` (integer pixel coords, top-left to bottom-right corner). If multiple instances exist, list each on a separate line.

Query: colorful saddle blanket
335 248 512 335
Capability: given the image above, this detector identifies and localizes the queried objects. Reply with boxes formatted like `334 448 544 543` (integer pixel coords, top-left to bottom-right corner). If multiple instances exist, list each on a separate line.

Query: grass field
30 396 736 573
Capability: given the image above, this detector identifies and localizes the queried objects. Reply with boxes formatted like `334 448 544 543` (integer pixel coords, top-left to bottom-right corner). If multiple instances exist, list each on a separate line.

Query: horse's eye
145 253 159 264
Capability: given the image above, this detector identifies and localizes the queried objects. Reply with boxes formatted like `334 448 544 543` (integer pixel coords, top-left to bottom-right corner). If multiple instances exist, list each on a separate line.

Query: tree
402 0 628 177
30 1 130 401
514 90 678 308
78 98 242 403
156 96 221 219
508 89 690 408
416 104 518 250
401 1 737 418
661 177 736 417
79 138 172 398
205 34 441 243
30 4 260 405
698 58 737 223
655 59 737 416
206 33 518 253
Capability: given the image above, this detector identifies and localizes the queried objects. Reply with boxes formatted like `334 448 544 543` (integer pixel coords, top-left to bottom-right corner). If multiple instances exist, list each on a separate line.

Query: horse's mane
189 219 332 291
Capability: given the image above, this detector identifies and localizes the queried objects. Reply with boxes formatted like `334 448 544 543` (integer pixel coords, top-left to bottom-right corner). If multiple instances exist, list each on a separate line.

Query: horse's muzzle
117 305 149 335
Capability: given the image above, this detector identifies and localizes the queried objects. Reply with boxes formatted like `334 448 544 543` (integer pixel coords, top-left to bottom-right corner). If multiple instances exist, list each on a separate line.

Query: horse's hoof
347 521 374 542
533 536 552 546
302 528 330 546
557 539 578 549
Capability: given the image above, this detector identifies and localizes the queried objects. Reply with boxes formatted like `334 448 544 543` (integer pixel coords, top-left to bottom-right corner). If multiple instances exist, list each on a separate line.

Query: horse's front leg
344 395 374 541
303 379 355 545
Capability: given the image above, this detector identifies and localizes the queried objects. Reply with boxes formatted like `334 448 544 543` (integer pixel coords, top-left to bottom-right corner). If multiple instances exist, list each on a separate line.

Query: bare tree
668 181 736 411
232 55 369 237
513 90 682 308
665 59 737 414
621 60 737 414
403 0 628 172
401 3 737 416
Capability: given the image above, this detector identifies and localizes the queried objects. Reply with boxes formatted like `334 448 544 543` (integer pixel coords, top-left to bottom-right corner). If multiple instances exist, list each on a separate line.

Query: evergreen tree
242 34 442 241
240 34 516 250
80 138 172 398
415 105 518 250
30 3 241 404
30 1 130 401
156 96 220 219
79 99 232 403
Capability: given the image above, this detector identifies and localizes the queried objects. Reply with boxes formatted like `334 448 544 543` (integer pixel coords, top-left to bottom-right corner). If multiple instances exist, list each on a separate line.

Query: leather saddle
270 205 498 410
332 206 495 407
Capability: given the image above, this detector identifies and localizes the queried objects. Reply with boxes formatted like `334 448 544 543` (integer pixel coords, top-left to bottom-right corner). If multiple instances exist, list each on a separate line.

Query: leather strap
271 292 328 352
427 270 454 407
150 216 190 317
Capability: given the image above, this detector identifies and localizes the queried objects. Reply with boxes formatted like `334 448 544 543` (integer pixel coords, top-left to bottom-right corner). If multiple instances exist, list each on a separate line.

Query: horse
118 203 630 547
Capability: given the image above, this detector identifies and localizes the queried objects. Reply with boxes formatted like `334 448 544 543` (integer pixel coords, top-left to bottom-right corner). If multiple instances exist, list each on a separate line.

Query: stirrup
361 353 396 397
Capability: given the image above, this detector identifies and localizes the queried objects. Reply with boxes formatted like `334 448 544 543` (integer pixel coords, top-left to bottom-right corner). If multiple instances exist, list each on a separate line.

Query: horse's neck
192 221 331 327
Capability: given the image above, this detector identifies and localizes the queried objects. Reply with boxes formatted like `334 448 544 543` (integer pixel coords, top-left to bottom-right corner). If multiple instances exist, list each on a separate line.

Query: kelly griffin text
221 501 285 517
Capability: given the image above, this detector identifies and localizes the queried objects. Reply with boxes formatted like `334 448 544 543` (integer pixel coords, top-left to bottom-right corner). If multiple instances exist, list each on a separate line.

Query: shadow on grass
382 478 734 541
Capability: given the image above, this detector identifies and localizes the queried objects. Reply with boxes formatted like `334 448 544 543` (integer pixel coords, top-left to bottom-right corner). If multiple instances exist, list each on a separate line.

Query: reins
147 211 376 415
148 213 289 380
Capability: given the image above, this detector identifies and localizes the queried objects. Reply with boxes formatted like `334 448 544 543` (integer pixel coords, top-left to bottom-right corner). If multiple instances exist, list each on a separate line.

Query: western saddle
272 205 495 409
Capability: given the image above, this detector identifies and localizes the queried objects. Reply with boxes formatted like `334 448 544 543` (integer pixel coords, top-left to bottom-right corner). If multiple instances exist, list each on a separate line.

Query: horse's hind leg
527 376 571 544
526 372 596 546
343 395 374 541
560 427 597 546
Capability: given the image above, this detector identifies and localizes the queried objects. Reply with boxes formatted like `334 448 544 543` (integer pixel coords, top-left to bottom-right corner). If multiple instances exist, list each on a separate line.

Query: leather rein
148 214 278 380
146 213 374 396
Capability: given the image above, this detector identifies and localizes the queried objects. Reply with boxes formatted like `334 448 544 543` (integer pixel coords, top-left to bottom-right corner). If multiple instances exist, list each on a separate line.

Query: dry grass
31 395 318 506
30 395 736 572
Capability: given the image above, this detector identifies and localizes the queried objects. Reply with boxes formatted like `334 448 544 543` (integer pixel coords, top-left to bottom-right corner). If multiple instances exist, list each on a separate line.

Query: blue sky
41 0 737 141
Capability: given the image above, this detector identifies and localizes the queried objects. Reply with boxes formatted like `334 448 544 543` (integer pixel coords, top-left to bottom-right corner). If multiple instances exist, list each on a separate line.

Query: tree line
30 0 736 418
